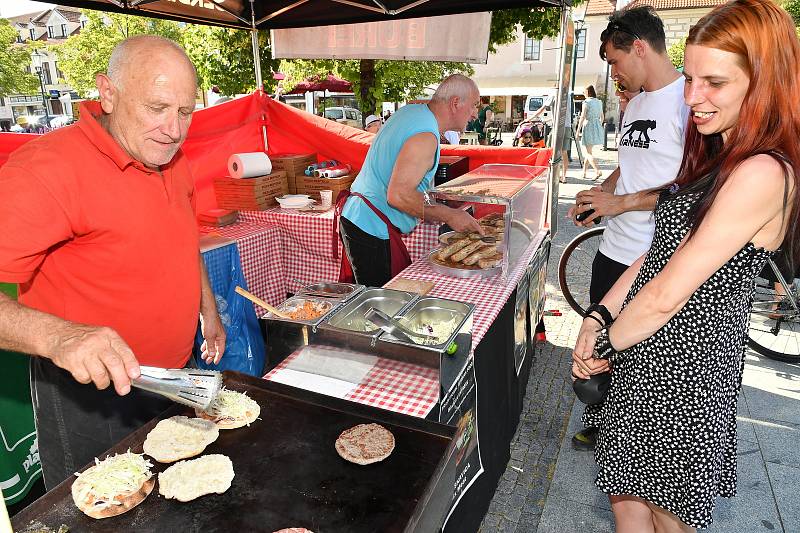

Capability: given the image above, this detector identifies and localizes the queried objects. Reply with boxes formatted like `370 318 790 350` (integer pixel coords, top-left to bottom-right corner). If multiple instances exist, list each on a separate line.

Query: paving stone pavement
478 142 621 533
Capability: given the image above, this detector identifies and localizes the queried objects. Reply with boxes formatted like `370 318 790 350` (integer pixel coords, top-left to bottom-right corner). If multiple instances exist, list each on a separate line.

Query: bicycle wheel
747 277 800 363
558 227 604 316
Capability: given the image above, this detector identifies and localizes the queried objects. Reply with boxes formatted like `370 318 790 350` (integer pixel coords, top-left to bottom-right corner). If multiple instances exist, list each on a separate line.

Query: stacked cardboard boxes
270 153 317 194
213 171 288 210
297 173 356 202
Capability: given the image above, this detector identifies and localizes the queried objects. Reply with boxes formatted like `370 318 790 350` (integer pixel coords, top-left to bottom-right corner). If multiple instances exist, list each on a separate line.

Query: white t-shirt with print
599 76 689 266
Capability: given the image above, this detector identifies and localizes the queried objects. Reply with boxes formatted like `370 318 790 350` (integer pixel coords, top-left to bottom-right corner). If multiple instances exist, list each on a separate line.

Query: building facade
3 6 85 129
471 0 726 129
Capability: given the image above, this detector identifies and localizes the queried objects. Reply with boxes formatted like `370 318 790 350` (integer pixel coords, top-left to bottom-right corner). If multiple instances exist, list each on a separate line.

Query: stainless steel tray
322 287 417 336
297 282 365 302
428 250 502 279
262 295 338 326
381 297 474 351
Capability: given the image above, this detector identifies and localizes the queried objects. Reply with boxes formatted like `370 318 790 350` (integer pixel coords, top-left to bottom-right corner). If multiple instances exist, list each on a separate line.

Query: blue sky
1 1 56 18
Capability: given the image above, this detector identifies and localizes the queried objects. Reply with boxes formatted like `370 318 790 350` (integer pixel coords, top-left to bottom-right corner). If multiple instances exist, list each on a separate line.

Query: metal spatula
132 366 222 410
364 307 438 343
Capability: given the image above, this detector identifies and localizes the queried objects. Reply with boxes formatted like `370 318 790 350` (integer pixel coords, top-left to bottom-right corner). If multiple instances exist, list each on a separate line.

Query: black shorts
590 251 630 304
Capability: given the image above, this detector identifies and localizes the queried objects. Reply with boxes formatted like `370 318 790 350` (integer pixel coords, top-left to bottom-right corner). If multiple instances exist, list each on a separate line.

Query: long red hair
675 0 800 260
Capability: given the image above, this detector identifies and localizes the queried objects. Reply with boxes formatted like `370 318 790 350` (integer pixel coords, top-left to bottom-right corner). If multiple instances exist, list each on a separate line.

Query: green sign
0 283 41 505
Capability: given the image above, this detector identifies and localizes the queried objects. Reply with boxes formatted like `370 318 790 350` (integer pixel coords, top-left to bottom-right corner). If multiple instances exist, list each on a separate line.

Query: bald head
107 35 197 91
428 73 480 133
96 35 198 170
431 74 479 104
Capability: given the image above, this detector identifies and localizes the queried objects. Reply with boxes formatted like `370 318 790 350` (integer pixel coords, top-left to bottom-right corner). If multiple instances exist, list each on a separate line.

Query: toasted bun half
158 454 234 502
71 452 155 519
143 416 219 463
335 423 395 465
194 388 260 429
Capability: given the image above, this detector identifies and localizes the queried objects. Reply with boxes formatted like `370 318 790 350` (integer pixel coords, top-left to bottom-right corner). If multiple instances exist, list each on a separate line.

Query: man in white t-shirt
567 5 690 450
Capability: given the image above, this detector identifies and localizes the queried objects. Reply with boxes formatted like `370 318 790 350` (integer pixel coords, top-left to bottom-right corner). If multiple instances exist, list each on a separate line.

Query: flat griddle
12 372 457 533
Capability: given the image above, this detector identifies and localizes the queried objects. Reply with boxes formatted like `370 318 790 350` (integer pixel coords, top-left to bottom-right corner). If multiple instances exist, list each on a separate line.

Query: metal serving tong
364 308 438 344
132 366 222 410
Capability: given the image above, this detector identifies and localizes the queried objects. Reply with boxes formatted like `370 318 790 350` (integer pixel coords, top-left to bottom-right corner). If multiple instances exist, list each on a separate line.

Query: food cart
3 1 575 531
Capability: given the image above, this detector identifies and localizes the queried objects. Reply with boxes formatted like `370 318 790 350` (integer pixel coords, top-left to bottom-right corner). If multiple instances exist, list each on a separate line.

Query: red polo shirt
0 101 200 368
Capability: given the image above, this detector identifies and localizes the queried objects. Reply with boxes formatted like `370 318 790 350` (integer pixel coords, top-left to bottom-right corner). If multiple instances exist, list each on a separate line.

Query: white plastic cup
320 189 333 208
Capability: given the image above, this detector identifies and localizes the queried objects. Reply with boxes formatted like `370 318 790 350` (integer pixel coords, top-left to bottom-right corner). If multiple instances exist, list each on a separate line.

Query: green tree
183 26 281 95
54 11 181 96
667 37 686 70
782 0 800 24
0 19 39 95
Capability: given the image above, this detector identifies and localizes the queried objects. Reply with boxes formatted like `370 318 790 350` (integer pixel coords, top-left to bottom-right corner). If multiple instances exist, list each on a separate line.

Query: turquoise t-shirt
342 104 440 239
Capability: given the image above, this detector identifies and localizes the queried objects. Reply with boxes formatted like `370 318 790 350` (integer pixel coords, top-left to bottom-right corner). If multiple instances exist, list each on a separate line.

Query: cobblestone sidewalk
479 145 620 533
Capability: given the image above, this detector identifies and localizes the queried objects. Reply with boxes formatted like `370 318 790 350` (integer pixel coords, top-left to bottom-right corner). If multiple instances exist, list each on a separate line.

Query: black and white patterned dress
584 188 772 528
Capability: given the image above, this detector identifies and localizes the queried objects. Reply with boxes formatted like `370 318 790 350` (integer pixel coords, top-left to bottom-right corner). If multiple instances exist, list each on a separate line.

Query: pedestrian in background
576 85 605 180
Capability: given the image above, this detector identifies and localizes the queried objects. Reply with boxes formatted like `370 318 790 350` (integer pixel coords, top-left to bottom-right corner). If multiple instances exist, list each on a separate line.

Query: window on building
48 26 54 38
61 24 67 37
55 61 64 81
41 62 52 85
523 36 541 61
16 33 22 43
0 97 5 107
29 28 35 40
81 19 87 29
576 30 586 59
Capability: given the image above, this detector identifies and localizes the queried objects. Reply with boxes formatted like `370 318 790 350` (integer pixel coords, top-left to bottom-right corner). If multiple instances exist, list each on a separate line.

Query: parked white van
523 92 557 123
324 106 363 129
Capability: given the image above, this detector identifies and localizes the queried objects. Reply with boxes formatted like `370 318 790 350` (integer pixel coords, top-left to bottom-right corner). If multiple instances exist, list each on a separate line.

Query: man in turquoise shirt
340 74 483 286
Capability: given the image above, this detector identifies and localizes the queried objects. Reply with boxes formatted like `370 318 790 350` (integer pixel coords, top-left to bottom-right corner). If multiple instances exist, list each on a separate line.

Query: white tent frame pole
249 0 269 152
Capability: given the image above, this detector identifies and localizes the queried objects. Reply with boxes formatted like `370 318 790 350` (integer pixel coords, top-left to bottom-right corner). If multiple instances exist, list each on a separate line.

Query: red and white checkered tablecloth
200 222 286 312
264 348 440 418
239 208 439 293
344 357 440 417
394 230 549 352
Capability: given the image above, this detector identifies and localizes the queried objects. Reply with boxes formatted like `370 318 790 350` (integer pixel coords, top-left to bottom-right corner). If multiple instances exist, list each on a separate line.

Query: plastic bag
195 244 266 376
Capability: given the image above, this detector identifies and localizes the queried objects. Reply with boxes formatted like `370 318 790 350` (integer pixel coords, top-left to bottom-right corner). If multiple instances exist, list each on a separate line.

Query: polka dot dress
583 189 771 528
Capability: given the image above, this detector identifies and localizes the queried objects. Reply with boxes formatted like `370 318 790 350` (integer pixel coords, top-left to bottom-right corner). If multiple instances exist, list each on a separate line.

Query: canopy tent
53 1 566 30
286 74 352 94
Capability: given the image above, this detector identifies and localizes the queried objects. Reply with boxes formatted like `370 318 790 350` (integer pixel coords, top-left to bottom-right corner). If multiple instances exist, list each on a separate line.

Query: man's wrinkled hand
447 209 484 235
50 324 140 395
200 311 226 365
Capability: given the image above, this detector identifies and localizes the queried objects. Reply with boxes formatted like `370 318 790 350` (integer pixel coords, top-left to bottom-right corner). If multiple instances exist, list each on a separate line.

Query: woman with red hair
571 1 800 531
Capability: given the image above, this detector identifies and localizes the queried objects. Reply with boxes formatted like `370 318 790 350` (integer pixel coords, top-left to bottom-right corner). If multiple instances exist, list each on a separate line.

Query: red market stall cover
0 92 551 214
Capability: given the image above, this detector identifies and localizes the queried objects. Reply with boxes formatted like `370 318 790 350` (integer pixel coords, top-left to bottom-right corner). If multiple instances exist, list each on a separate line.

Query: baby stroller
485 121 503 146
513 119 547 147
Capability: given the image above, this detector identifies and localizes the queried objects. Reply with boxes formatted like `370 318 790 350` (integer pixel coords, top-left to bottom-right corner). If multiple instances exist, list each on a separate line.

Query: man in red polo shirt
0 35 225 488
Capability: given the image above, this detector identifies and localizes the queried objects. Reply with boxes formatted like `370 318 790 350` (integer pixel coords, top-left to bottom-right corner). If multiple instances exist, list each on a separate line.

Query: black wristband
594 328 618 360
586 303 614 327
584 313 604 329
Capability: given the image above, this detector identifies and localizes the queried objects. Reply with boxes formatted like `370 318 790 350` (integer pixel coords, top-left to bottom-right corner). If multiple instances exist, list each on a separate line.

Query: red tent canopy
0 93 552 214
286 74 353 94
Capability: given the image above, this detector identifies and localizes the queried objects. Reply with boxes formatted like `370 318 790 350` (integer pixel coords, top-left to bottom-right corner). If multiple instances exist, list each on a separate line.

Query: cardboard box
214 171 288 210
271 153 317 194
297 173 356 201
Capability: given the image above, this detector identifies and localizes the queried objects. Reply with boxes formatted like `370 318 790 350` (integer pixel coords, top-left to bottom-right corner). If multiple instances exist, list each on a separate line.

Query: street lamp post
568 17 586 165
31 50 50 128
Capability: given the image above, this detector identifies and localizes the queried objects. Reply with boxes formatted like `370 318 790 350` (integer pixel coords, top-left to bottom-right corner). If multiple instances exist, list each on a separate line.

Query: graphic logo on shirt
619 119 657 149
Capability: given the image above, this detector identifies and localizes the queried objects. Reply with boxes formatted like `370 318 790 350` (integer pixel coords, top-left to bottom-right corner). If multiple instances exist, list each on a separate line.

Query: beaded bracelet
594 328 618 360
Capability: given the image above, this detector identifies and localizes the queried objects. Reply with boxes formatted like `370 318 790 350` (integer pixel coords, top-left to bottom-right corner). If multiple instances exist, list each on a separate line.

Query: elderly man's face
100 50 196 169
365 121 381 134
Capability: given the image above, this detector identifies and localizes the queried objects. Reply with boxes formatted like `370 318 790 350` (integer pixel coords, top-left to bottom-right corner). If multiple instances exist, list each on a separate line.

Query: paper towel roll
228 152 272 179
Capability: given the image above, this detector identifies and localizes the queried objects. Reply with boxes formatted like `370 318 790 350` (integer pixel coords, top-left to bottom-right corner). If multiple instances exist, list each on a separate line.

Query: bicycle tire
747 280 800 363
558 226 604 316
